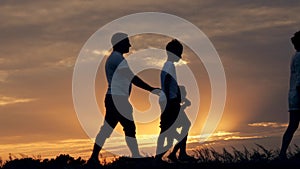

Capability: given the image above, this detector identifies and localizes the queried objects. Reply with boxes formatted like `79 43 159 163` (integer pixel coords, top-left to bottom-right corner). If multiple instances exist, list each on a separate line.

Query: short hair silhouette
166 39 183 58
111 32 128 47
291 31 300 51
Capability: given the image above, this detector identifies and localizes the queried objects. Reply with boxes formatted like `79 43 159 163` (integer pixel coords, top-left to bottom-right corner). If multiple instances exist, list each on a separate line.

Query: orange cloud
0 96 37 106
248 122 288 128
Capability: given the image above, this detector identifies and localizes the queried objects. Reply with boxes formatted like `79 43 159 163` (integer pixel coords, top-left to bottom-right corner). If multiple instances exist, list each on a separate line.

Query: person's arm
117 64 160 93
132 75 156 92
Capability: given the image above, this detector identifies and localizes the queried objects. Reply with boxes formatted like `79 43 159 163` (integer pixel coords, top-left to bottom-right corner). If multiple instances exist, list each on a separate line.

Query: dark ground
1 145 300 169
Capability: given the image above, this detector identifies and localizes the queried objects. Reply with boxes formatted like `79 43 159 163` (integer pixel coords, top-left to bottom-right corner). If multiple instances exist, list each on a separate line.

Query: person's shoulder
163 61 175 69
166 61 174 66
107 51 123 62
110 51 123 58
162 61 176 77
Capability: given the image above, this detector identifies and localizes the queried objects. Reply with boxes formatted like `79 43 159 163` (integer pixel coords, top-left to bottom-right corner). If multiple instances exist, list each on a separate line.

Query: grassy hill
1 145 300 169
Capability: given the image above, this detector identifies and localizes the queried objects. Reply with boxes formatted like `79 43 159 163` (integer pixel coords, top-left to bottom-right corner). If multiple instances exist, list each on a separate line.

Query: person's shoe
167 153 178 163
86 157 102 169
178 154 195 162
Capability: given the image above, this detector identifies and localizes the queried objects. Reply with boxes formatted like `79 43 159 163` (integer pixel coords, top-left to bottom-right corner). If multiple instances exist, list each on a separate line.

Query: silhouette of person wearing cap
87 33 159 166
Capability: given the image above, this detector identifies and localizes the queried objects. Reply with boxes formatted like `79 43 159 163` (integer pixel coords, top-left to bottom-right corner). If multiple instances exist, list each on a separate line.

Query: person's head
291 31 300 52
166 39 183 62
111 32 131 54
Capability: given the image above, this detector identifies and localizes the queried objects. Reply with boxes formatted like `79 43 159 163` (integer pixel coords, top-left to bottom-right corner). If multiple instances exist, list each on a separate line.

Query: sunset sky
1 0 300 160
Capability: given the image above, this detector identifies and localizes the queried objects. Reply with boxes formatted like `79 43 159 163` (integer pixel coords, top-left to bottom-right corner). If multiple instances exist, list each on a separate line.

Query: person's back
105 51 132 96
289 52 300 109
105 51 124 87
160 61 180 102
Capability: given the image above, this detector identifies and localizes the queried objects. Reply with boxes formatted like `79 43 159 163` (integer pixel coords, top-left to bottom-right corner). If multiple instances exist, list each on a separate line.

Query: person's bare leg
125 136 141 158
165 134 177 162
156 132 168 160
90 143 102 160
90 121 115 161
280 111 300 158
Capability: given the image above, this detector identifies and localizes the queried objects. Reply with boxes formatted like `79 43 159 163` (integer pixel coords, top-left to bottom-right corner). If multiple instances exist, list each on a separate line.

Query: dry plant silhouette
1 145 300 169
